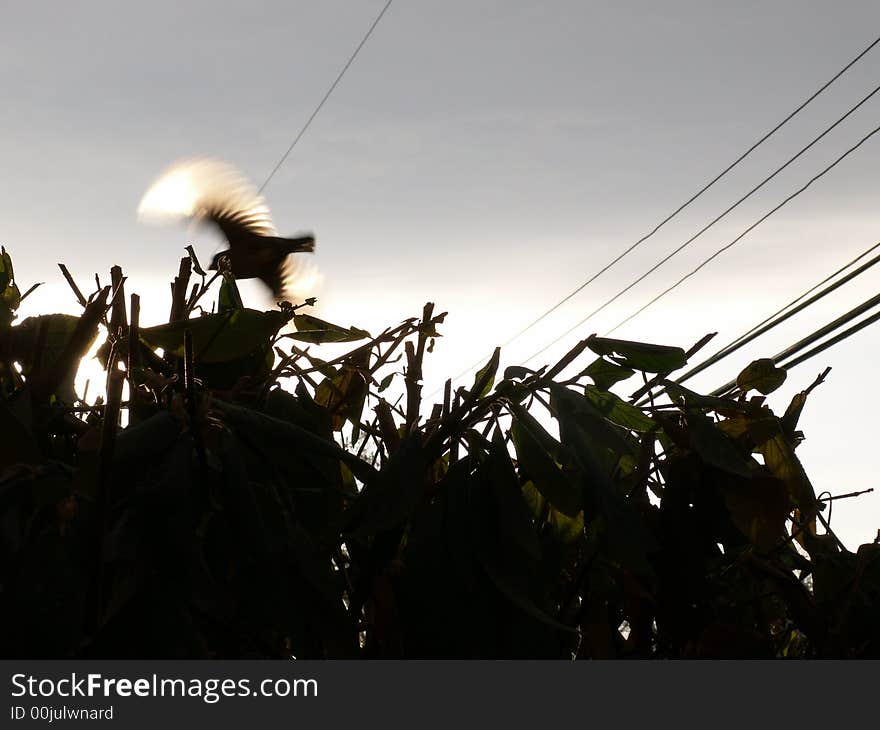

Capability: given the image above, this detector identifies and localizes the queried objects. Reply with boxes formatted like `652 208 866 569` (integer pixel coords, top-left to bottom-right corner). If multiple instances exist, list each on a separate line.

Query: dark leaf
781 391 808 438
664 380 745 413
290 314 370 344
487 430 542 560
719 475 791 550
736 358 787 395
582 357 635 390
141 309 289 363
587 336 687 373
510 409 582 518
503 365 535 381
687 415 757 478
472 347 500 398
583 385 655 432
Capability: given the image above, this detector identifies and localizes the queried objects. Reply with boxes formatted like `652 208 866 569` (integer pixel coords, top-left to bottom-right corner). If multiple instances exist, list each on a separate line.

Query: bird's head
208 250 230 272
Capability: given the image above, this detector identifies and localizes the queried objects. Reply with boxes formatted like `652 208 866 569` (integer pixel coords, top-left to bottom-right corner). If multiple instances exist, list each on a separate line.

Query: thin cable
524 83 880 364
633 239 880 405
711 288 880 395
778 307 880 370
258 0 394 194
690 240 880 368
441 33 880 387
605 121 880 336
673 242 880 385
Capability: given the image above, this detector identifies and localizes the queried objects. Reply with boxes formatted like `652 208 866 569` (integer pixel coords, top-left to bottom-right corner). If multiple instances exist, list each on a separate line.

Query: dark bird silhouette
138 158 318 302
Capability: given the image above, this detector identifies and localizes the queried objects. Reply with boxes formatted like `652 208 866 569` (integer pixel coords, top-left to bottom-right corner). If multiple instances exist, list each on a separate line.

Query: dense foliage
0 247 877 658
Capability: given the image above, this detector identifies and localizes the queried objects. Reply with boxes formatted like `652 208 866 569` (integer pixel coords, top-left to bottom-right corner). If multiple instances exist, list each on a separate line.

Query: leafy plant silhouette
0 246 877 658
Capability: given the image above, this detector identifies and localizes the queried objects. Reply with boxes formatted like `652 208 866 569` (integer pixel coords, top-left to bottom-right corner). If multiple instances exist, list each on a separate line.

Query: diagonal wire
604 120 880 337
258 0 394 194
441 33 880 387
777 307 880 371
711 289 880 395
523 81 880 365
671 240 880 386
633 239 880 405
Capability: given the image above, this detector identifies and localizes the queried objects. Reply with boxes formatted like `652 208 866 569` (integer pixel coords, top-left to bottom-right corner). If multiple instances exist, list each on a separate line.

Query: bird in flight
137 157 317 303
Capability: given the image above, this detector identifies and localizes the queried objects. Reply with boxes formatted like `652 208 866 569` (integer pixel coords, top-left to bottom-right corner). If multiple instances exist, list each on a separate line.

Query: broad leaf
141 309 289 363
290 314 370 344
510 406 582 517
471 347 500 398
587 336 687 373
583 384 655 432
687 415 757 478
582 357 635 390
737 358 787 395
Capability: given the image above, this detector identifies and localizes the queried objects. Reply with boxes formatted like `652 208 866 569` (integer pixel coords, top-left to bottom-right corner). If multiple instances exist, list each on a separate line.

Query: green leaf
0 247 18 327
289 314 370 344
503 365 535 381
736 358 787 395
547 505 585 545
781 391 807 438
664 380 745 413
218 274 243 311
378 372 395 392
1 281 21 312
10 314 82 374
471 347 500 398
140 309 289 363
583 385 655 432
587 336 687 373
523 479 586 545
753 423 816 510
510 407 582 518
0 246 14 293
687 415 757 478
549 383 635 462
314 366 368 431
296 351 338 379
549 383 656 576
582 357 635 390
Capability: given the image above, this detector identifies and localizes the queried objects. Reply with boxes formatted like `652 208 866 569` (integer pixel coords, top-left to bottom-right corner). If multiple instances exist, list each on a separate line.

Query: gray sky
2 0 880 547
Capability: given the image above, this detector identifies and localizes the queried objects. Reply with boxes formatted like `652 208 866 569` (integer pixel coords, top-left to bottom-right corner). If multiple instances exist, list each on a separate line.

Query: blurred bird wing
273 255 323 303
137 157 278 236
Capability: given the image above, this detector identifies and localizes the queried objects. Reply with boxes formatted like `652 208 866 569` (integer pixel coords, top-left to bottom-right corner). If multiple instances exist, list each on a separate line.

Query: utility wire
711 288 880 396
672 241 880 386
778 307 880 371
633 239 880 405
605 119 880 336
441 33 880 388
524 82 880 365
258 0 394 194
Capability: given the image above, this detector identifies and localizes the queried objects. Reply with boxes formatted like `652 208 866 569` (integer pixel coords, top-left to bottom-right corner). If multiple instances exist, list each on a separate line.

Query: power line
710 288 880 395
633 239 880 405
673 240 880 386
258 0 394 194
604 120 880 336
441 33 880 387
524 81 880 365
778 307 880 371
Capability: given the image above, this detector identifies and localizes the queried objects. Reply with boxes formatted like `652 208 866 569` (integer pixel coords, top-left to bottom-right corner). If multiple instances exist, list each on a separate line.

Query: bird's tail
274 234 316 255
